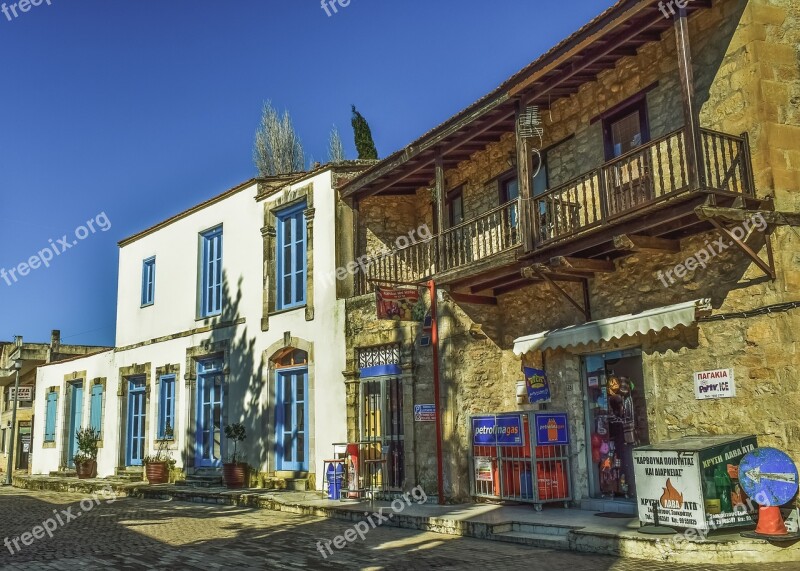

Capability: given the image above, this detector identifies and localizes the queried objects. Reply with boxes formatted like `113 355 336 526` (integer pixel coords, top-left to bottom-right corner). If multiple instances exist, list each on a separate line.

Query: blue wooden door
126 378 146 466
275 369 308 471
67 382 84 468
196 360 224 467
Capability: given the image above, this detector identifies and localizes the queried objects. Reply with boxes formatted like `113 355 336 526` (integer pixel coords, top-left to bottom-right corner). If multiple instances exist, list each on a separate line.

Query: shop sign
414 404 436 422
523 367 551 404
375 286 419 321
471 414 523 447
474 457 493 481
9 386 33 401
21 434 31 453
534 412 569 445
693 368 735 400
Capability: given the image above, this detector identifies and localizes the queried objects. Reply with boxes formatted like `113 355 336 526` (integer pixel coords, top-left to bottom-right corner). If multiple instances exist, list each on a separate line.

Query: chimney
51 330 61 348
13 336 22 348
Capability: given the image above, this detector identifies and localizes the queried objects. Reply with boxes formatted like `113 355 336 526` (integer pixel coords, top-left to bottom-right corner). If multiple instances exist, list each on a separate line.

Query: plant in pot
143 424 175 484
73 427 100 479
223 422 247 489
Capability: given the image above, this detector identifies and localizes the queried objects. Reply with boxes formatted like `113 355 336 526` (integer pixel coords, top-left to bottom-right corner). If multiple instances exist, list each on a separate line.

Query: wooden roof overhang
340 0 712 202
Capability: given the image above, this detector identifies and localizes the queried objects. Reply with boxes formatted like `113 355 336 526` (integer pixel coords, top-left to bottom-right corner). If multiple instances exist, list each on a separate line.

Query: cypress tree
351 105 378 160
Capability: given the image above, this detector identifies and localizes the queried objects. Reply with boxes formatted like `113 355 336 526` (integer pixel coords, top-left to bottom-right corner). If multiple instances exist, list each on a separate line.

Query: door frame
66 380 84 468
274 366 309 472
195 358 225 468
125 377 146 467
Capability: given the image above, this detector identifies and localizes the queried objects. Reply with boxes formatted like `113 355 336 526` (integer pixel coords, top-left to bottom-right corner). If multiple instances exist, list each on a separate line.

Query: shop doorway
582 349 649 500
17 424 31 470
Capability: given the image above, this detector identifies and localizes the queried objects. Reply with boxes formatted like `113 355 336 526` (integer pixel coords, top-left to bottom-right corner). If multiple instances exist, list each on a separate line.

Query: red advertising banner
376 286 419 321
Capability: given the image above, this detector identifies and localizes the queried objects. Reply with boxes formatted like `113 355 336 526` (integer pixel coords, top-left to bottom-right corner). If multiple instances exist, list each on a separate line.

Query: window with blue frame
158 376 176 439
200 226 223 317
141 257 156 306
89 384 104 435
44 391 58 442
276 203 307 310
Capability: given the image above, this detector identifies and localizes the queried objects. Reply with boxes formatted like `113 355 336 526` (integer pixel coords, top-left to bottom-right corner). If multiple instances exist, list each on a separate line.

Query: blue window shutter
159 376 176 438
45 392 58 442
276 204 307 310
89 384 103 433
201 228 223 317
141 257 156 306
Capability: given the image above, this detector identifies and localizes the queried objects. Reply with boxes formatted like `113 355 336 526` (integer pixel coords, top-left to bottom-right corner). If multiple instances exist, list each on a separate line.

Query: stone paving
0 487 798 570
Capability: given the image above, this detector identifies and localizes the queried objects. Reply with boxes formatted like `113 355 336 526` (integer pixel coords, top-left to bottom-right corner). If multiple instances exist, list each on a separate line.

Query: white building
32 164 367 488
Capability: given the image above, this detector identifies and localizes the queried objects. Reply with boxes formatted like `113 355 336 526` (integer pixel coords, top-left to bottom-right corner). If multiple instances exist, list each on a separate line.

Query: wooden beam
675 8 702 189
493 279 534 297
707 218 776 280
613 234 681 253
695 206 800 226
516 100 535 252
449 292 498 306
450 263 526 290
525 265 589 321
435 150 446 267
469 272 535 294
549 256 616 273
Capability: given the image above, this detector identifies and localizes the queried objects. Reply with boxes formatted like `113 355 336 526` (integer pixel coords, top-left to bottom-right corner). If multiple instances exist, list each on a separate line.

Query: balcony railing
354 127 752 295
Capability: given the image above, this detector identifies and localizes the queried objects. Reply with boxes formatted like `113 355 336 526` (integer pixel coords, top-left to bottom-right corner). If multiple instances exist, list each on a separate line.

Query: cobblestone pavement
1 487 798 570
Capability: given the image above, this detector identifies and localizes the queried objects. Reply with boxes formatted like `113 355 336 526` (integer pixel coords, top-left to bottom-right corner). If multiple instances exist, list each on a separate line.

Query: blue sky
0 0 615 346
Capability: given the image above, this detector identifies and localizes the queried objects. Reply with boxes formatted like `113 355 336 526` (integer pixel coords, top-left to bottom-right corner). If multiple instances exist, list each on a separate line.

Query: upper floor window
44 391 58 442
158 375 176 439
603 99 650 160
499 173 519 205
446 187 464 228
276 203 307 310
141 257 156 307
201 226 223 317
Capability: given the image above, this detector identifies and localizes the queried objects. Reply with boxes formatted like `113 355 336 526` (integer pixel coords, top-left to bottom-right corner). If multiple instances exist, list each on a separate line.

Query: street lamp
3 359 22 486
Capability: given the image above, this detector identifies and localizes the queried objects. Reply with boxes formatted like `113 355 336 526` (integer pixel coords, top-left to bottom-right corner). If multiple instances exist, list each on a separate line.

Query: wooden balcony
355 128 756 296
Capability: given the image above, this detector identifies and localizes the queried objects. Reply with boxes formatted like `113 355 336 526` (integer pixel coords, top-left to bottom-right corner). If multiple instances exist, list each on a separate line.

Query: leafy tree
253 100 305 176
351 105 378 160
328 125 346 163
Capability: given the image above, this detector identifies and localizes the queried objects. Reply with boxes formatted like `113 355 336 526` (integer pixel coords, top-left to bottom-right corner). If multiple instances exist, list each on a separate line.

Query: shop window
276 202 307 311
200 226 223 317
44 391 58 442
158 376 176 439
141 257 156 307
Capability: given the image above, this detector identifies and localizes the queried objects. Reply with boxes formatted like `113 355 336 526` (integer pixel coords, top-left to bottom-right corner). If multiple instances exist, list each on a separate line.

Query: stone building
0 331 108 477
336 0 799 514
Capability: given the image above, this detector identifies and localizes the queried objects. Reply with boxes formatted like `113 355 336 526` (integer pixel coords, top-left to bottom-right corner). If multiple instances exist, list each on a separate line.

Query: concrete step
490 529 570 550
285 478 308 491
492 522 575 537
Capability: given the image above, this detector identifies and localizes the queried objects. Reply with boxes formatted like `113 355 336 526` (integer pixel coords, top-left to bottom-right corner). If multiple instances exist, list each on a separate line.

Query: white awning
513 299 711 355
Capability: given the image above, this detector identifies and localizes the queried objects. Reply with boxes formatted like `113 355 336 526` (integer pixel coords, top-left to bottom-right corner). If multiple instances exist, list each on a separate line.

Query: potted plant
73 427 100 479
143 424 175 484
222 422 247 489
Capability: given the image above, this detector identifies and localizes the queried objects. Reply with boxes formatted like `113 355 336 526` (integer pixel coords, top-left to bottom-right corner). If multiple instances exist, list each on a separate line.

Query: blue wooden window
158 375 176 439
141 257 156 306
89 384 104 435
201 227 223 317
276 203 306 310
44 392 58 442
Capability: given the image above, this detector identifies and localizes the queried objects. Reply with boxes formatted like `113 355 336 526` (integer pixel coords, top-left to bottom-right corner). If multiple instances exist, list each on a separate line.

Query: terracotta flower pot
146 462 169 484
223 462 247 489
75 460 97 479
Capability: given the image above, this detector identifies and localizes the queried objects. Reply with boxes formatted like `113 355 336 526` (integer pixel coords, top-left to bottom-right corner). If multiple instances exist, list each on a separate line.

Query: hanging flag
375 286 419 321
524 367 552 404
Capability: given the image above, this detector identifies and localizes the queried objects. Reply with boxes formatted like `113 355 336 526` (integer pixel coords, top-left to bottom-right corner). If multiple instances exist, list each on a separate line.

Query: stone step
491 522 575 537
285 478 308 491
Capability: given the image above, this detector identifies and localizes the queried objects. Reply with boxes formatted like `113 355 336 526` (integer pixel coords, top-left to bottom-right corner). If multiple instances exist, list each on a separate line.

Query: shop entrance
582 349 649 500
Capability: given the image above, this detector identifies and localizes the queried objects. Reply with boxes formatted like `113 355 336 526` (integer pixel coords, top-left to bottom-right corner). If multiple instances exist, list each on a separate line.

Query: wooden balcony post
435 150 446 272
675 7 703 190
515 100 535 252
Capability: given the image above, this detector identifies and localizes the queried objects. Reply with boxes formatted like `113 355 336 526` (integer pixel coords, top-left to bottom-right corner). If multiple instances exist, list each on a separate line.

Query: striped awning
513 299 711 355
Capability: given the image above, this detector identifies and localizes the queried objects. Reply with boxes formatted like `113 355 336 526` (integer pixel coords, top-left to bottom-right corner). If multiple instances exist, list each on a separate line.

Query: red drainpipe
429 279 445 505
